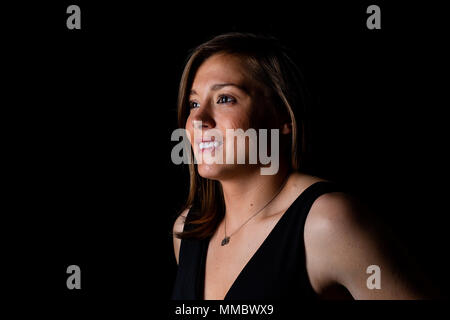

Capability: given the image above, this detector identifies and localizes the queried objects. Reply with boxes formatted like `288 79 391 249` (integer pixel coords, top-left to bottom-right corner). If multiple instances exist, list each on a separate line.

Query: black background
4 0 449 315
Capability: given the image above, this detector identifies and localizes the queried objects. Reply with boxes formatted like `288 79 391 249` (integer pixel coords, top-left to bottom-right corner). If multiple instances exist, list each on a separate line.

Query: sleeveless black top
172 181 342 300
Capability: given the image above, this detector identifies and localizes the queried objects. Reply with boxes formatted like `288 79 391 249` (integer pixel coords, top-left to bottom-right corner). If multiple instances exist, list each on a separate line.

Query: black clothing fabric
172 181 342 300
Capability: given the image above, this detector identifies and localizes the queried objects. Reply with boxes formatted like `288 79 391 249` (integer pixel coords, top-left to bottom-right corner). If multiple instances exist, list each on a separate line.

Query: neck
219 164 290 230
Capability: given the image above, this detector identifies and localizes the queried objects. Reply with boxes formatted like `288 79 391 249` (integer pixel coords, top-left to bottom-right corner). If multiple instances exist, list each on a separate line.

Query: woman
171 33 432 300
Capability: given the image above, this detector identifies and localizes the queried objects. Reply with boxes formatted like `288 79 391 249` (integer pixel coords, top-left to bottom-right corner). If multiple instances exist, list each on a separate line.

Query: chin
197 163 253 181
197 163 223 180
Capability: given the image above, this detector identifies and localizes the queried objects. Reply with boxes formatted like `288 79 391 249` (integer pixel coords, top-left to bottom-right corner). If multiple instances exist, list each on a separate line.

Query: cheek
220 112 252 131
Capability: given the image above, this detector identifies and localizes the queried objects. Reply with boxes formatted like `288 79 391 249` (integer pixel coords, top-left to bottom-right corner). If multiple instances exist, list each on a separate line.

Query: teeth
199 141 220 150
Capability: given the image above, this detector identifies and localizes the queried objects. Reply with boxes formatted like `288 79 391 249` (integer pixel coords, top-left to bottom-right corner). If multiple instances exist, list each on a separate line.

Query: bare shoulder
306 191 362 232
285 172 355 224
287 171 358 227
173 207 190 265
303 190 367 294
289 173 363 242
304 191 364 256
302 191 426 299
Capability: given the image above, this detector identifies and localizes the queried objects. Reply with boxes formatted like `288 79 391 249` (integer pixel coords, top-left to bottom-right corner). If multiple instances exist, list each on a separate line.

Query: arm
304 192 434 299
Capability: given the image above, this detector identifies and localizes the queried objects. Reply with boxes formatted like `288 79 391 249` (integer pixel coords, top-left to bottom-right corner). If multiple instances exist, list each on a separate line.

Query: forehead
191 53 254 90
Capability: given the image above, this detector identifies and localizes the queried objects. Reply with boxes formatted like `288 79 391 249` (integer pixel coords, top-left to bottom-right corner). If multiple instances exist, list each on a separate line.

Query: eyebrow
190 83 249 96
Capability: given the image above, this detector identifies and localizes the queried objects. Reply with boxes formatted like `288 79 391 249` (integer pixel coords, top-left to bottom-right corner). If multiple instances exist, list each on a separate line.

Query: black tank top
172 181 342 300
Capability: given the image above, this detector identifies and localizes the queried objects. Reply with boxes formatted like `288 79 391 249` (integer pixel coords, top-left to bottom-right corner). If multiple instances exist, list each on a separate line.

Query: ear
281 122 292 135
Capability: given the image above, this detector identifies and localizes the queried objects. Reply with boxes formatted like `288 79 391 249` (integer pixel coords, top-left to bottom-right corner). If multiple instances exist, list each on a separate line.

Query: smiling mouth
198 141 222 151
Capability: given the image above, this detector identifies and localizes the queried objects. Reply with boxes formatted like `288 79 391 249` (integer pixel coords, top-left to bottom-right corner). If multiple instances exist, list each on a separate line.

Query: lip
198 141 222 152
194 137 223 152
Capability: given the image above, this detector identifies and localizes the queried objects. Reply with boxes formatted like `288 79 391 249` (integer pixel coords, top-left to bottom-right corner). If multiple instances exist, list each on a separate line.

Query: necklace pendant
221 236 230 246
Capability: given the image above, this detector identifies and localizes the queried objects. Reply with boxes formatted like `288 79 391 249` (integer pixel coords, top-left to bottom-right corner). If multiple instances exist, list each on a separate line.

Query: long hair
175 32 309 239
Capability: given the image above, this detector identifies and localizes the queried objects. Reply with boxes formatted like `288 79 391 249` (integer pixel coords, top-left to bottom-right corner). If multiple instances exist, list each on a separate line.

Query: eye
189 100 200 109
217 95 236 104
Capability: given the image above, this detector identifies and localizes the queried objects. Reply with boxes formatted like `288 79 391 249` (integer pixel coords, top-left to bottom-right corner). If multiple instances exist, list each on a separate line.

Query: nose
191 103 215 130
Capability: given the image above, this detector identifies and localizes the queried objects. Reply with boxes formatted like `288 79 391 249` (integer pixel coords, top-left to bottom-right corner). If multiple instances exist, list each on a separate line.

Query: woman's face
186 53 272 180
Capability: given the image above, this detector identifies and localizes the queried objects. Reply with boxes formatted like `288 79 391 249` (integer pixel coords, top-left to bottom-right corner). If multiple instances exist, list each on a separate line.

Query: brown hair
175 32 309 240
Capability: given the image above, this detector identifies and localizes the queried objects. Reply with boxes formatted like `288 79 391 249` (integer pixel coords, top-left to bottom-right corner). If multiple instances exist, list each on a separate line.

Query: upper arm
304 192 428 299
173 208 189 265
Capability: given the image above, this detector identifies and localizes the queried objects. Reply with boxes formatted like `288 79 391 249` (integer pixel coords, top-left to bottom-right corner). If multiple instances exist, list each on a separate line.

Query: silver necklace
221 175 289 246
